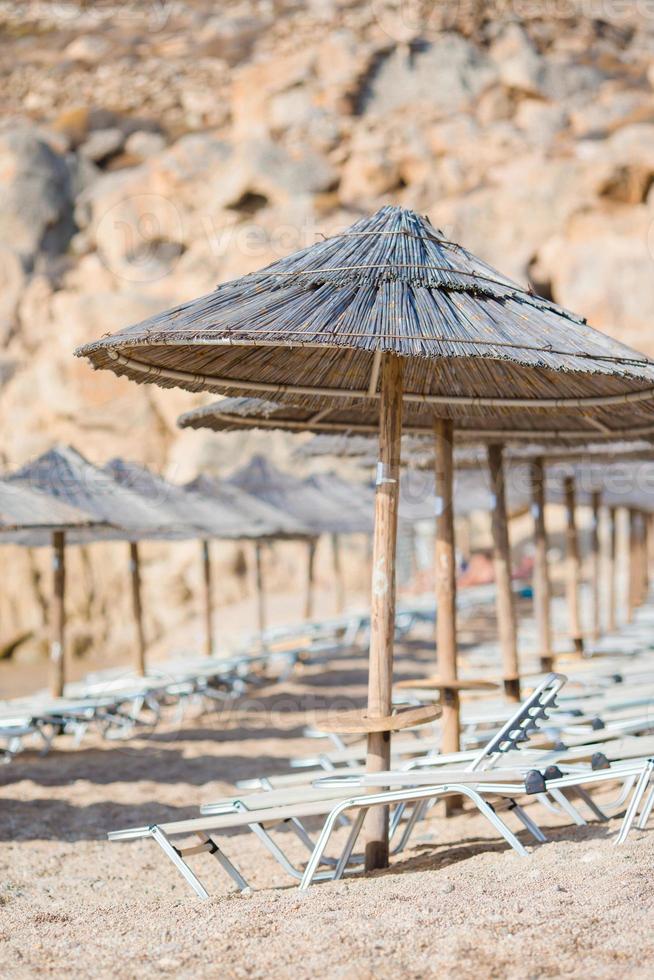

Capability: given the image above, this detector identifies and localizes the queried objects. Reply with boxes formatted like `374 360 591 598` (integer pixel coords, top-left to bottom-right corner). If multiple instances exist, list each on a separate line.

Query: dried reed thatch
227 455 372 535
0 478 100 534
78 205 654 439
179 402 531 519
106 459 307 540
7 446 177 543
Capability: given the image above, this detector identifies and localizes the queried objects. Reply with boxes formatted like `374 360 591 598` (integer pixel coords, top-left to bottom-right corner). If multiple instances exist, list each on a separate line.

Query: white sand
1 628 652 978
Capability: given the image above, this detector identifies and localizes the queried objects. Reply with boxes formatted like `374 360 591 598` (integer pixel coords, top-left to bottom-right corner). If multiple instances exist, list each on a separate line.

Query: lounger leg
284 817 336 866
546 788 587 826
150 827 210 900
571 786 609 822
333 810 367 880
300 803 351 889
390 801 427 854
195 833 251 893
459 790 529 857
597 774 637 814
637 782 654 830
247 822 334 882
615 762 654 845
508 801 548 843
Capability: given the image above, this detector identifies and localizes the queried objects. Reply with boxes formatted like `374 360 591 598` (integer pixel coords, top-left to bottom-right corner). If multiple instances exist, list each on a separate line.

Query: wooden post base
503 676 521 701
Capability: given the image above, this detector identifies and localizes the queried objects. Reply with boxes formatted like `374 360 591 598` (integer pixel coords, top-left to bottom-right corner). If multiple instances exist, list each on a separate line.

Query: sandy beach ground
1 611 653 979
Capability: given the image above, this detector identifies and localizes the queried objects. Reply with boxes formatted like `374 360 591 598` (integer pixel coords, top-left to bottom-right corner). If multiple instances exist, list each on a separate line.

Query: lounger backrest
468 672 567 772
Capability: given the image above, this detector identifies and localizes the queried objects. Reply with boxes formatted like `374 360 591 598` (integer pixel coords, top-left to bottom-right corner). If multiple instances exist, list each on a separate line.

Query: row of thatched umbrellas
76 204 654 871
0 446 389 695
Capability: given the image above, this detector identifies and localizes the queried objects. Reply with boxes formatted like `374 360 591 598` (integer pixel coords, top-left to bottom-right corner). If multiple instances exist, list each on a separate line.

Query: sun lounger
107 674 575 896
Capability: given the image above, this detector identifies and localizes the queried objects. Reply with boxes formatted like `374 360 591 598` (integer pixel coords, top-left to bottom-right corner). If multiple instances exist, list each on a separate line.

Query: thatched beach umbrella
106 458 307 655
0 479 107 696
7 446 184 678
228 454 372 621
76 205 654 871
185 472 309 641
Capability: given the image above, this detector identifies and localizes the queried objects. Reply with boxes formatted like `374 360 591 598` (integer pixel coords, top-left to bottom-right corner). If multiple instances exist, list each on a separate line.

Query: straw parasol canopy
77 205 654 440
0 473 110 699
184 472 309 540
8 445 180 543
76 204 654 872
105 458 307 540
0 479 101 534
228 455 371 536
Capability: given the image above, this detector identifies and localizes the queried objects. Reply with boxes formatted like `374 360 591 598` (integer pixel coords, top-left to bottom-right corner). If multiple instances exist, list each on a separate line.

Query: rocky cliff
2 1 654 669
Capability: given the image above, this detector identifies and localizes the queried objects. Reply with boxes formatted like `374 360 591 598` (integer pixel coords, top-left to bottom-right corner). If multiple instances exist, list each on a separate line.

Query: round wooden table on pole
304 538 317 621
434 418 459 750
201 539 214 656
590 490 602 644
487 443 521 700
331 532 346 615
50 530 66 698
129 541 147 676
607 505 618 633
530 456 553 672
563 476 584 654
363 352 403 872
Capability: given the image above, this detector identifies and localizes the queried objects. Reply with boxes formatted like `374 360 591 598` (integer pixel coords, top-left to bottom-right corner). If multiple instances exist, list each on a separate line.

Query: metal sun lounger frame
108 673 615 896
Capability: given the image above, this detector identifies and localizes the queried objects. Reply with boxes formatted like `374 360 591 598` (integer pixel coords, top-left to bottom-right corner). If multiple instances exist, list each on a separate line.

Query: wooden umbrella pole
50 531 66 698
487 443 520 701
129 541 147 676
639 511 649 605
590 491 602 644
530 457 553 673
331 532 346 614
201 539 214 656
607 506 618 633
627 509 638 622
254 541 266 641
563 477 584 654
364 352 403 872
304 538 317 621
434 417 459 752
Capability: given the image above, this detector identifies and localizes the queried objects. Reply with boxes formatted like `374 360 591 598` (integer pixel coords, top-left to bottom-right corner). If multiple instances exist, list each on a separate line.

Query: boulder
533 208 654 355
124 131 167 160
64 34 112 64
0 246 25 344
198 15 269 65
490 24 545 96
79 127 125 163
0 127 74 264
359 35 498 117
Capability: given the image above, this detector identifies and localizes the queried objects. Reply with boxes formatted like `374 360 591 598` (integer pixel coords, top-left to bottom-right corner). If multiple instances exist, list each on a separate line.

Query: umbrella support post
304 539 317 621
202 540 214 657
590 491 602 645
364 353 403 872
331 533 345 615
607 506 618 633
434 419 459 751
50 531 66 698
564 477 584 655
627 509 638 623
254 542 266 645
130 542 147 676
638 511 648 606
434 418 462 814
530 457 554 673
488 443 520 701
